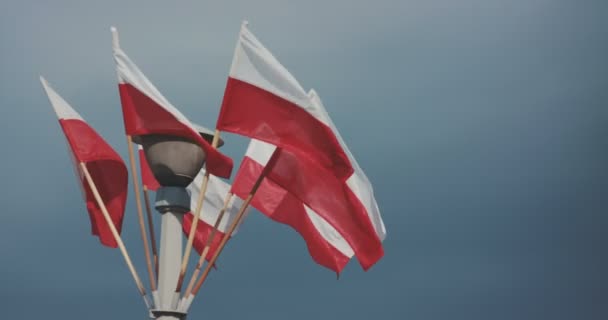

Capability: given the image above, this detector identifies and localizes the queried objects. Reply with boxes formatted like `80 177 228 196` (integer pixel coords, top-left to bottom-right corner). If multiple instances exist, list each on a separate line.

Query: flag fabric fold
41 77 128 248
182 168 245 261
233 137 385 271
138 145 160 191
307 89 386 242
268 148 384 269
232 141 354 273
216 22 352 180
111 27 233 179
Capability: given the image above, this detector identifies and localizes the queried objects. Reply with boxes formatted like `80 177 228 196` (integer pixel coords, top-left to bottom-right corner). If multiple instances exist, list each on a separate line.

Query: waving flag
216 22 352 180
182 168 245 261
232 139 354 273
111 27 233 178
308 89 386 243
232 87 386 270
41 77 128 248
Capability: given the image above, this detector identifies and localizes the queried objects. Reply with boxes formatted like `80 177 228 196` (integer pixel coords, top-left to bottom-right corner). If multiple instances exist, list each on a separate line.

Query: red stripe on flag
60 119 128 248
118 83 233 178
217 78 352 180
182 212 227 262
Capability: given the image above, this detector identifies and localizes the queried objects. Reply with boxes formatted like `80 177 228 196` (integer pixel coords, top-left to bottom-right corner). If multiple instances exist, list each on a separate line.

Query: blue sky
1 1 607 319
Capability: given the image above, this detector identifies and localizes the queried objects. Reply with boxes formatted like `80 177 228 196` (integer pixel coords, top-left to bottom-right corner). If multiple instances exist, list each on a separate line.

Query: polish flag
232 140 354 274
216 22 352 180
41 77 128 248
111 27 233 178
138 146 160 191
233 135 385 271
182 168 245 261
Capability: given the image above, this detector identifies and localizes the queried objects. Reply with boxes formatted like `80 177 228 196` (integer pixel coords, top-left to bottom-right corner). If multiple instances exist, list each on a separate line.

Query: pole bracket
155 186 190 214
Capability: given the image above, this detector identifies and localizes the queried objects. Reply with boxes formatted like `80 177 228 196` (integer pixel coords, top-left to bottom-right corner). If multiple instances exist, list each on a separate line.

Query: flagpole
126 135 158 294
180 162 269 312
182 193 234 300
114 26 156 295
79 162 153 310
143 184 159 278
175 130 221 294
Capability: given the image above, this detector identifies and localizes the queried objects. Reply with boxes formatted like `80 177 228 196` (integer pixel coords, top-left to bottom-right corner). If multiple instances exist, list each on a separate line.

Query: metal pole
154 187 189 320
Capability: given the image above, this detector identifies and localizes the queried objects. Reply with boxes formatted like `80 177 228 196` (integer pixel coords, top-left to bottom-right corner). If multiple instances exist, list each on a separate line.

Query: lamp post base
152 309 187 320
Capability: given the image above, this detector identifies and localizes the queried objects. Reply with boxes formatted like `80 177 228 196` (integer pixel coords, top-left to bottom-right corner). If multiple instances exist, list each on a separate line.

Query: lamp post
139 127 223 320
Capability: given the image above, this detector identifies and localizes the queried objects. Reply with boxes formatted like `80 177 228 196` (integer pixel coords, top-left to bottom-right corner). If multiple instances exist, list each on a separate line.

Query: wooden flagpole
143 185 159 278
182 193 234 299
79 162 153 309
175 130 221 293
125 136 157 293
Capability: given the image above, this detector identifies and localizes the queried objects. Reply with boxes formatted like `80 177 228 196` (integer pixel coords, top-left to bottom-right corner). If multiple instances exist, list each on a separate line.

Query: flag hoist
41 21 385 320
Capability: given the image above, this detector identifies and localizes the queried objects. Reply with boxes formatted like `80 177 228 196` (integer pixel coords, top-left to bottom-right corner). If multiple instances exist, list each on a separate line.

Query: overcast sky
1 1 607 319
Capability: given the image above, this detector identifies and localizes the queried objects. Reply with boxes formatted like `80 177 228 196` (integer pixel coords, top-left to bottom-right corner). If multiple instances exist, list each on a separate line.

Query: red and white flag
233 136 385 271
41 77 128 248
217 22 352 180
111 27 233 178
232 140 355 274
182 168 245 261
